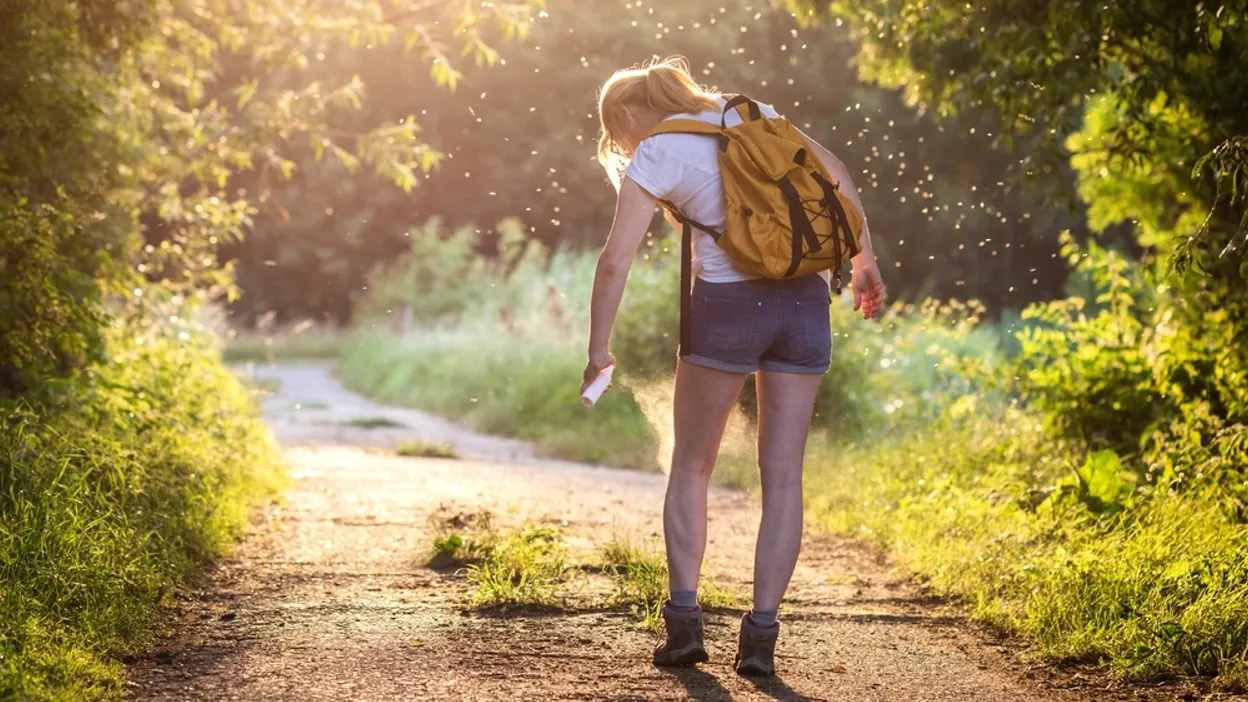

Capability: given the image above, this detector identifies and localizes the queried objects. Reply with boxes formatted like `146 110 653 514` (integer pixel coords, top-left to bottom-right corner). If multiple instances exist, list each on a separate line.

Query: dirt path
126 362 1185 701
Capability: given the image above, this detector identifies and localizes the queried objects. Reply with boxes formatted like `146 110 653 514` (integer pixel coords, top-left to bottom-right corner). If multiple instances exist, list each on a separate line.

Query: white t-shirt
624 97 782 283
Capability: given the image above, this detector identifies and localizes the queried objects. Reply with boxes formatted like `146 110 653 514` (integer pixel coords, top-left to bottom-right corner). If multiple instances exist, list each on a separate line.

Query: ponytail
641 59 718 114
596 56 720 183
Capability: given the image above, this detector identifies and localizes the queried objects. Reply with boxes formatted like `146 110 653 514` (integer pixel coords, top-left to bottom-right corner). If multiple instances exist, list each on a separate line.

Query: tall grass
340 323 660 468
0 324 285 700
807 410 1248 689
339 226 666 468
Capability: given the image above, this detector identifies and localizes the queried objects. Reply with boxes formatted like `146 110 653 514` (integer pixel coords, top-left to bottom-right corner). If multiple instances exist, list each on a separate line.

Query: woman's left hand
851 262 887 320
582 351 617 395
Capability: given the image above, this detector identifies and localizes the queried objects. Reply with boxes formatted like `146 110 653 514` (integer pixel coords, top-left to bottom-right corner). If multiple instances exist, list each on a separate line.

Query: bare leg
664 360 748 594
752 370 823 612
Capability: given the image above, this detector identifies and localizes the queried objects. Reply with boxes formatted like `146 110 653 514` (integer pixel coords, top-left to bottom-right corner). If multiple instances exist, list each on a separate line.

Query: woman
581 57 886 677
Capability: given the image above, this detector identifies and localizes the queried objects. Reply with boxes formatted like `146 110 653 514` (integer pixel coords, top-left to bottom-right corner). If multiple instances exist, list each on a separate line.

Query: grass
339 325 660 470
804 409 1248 690
597 534 741 630
397 440 457 459
220 326 349 364
425 510 571 607
0 326 286 700
426 515 740 625
337 244 670 471
343 416 406 429
467 524 571 608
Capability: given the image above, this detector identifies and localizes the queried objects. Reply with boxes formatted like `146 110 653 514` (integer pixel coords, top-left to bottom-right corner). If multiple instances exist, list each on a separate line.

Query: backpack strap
659 199 721 364
679 216 693 362
646 119 724 137
658 199 721 240
646 119 730 152
721 94 762 126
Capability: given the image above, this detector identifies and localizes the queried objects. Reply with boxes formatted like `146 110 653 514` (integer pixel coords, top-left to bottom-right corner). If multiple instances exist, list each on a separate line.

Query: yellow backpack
643 96 865 355
646 95 866 291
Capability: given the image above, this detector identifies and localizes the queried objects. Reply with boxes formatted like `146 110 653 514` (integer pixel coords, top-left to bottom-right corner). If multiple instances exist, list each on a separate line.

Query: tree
0 0 153 395
783 0 1248 497
0 0 540 395
781 0 1248 268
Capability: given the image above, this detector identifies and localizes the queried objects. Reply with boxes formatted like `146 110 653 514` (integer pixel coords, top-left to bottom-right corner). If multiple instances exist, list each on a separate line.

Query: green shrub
1013 234 1164 457
0 324 285 700
0 196 118 396
356 218 553 326
0 2 143 398
1011 234 1248 512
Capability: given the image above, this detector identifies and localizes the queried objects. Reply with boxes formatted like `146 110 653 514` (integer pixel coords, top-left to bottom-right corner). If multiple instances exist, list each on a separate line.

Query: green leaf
1075 450 1134 514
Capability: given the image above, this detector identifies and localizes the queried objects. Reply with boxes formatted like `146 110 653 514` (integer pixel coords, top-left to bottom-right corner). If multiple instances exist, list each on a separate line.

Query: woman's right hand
581 351 617 396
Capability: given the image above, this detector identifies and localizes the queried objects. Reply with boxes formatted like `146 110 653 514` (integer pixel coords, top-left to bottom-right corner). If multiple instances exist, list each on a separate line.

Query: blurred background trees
221 0 1089 327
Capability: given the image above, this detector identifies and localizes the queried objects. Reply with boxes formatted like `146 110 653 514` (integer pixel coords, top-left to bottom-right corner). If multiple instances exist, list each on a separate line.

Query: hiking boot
653 602 708 667
734 613 779 677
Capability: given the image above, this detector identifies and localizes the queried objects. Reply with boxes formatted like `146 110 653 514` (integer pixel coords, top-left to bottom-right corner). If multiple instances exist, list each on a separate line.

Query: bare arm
587 176 657 365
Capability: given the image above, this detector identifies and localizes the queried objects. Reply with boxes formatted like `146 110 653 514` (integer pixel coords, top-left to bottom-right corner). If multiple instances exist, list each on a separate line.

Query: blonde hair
596 56 720 183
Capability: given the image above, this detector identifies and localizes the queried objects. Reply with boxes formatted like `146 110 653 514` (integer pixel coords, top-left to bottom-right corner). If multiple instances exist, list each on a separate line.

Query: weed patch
467 524 571 608
597 535 740 630
344 416 406 429
397 440 457 459
426 510 496 569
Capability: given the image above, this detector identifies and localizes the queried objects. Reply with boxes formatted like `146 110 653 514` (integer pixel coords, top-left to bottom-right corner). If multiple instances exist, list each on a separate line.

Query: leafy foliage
0 1 145 395
2 0 540 395
116 0 542 303
780 0 1248 506
805 410 1248 687
357 218 536 325
2 0 540 695
0 325 284 699
1014 234 1162 457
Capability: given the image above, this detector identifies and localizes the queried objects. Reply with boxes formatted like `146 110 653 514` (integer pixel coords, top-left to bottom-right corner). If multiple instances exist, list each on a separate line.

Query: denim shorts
681 274 832 375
